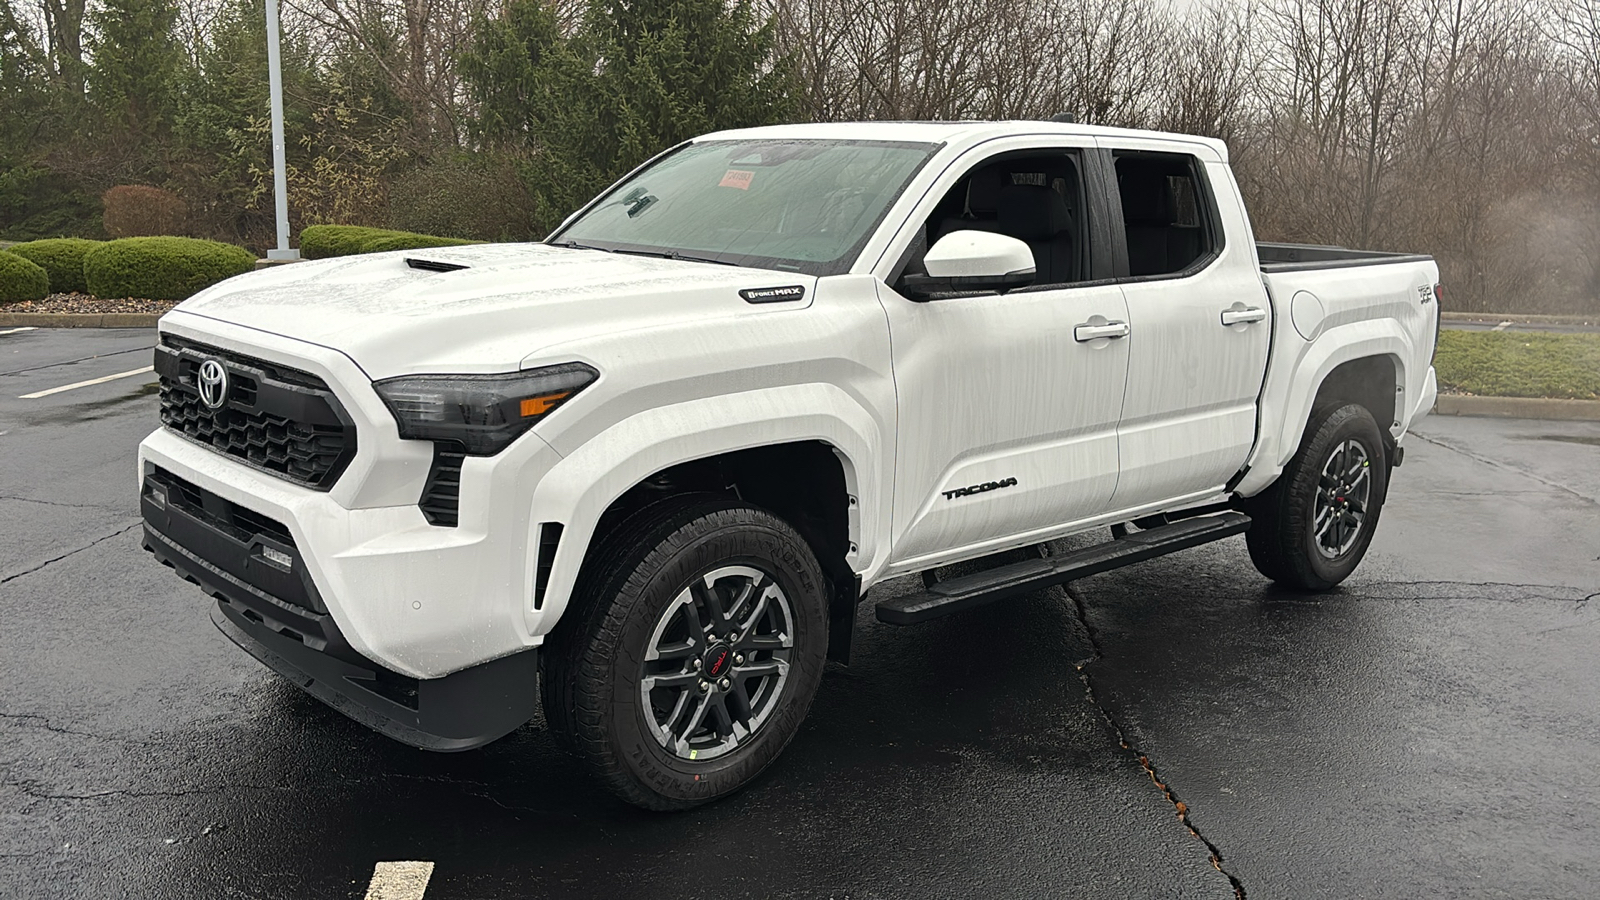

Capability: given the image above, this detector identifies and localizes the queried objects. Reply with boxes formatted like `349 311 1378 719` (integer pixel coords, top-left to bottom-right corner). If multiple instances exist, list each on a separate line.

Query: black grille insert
155 336 356 490
143 465 327 615
146 467 295 547
419 444 466 526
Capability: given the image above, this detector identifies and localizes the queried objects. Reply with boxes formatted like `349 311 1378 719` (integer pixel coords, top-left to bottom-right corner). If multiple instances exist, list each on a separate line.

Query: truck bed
1258 242 1433 273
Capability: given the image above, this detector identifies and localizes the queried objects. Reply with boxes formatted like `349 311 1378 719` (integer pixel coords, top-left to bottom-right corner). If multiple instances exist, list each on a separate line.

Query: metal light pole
264 0 299 260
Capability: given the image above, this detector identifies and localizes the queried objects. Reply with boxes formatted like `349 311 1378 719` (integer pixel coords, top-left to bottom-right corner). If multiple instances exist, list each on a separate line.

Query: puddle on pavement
13 379 160 426
1518 434 1600 448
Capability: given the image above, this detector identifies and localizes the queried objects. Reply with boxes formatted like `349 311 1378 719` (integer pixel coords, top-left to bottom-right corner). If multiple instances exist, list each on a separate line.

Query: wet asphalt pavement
2 327 1597 899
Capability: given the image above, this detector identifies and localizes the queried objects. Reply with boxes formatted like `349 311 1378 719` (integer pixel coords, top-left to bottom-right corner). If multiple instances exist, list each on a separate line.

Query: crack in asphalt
1063 583 1247 900
0 713 159 748
0 522 140 586
3 779 283 803
0 494 130 513
0 344 151 378
1409 431 1599 506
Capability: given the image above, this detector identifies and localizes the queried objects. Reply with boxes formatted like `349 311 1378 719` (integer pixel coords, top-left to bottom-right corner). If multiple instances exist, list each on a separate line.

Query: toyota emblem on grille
197 359 230 410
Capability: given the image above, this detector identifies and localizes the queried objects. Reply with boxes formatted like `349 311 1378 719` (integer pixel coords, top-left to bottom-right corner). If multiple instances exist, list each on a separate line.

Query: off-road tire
1244 403 1389 590
541 496 828 810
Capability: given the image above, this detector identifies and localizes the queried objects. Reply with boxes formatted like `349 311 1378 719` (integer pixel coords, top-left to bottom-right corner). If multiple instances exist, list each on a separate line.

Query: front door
882 283 1131 567
878 143 1131 569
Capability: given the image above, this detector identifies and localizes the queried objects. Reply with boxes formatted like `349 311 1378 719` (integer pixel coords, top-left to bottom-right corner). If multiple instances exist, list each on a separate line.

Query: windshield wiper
550 239 610 252
611 248 739 267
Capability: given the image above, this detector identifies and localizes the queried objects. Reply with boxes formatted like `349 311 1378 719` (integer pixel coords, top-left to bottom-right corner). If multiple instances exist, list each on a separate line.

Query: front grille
155 336 356 490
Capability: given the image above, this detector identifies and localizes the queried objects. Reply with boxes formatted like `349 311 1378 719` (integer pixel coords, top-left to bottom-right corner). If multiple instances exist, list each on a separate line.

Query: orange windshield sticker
718 169 754 190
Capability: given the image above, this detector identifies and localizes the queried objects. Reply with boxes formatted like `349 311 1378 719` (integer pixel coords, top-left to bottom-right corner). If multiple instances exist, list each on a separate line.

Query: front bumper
140 315 569 679
142 496 539 751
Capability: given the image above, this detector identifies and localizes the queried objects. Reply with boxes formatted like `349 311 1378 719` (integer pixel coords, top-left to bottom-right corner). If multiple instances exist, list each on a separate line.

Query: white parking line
1492 320 1513 331
0 326 38 335
18 365 155 399
364 861 435 900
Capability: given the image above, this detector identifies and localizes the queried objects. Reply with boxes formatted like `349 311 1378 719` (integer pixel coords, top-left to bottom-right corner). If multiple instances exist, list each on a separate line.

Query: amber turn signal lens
520 392 571 417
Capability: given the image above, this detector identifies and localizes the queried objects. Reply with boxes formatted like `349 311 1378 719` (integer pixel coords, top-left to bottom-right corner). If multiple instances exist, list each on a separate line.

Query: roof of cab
695 120 1230 163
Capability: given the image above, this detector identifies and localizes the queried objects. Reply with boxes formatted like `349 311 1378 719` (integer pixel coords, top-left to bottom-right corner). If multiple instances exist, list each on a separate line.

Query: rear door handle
1074 321 1131 342
1221 307 1267 326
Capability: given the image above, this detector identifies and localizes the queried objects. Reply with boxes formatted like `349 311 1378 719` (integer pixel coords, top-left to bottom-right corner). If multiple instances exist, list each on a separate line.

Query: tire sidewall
600 514 828 807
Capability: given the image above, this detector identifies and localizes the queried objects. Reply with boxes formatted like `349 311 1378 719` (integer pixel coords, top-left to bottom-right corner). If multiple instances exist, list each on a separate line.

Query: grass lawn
1434 330 1600 400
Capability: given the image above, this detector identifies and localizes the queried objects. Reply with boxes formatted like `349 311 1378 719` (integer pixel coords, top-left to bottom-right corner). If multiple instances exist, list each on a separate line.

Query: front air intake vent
533 523 563 610
419 444 465 526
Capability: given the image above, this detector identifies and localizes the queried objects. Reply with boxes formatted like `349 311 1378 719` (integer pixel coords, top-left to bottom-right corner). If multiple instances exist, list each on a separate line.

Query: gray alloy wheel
639 564 796 762
1312 438 1374 559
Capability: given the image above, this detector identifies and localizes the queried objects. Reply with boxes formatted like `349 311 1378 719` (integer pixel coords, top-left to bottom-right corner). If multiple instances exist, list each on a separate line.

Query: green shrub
0 251 51 305
83 237 255 302
299 224 479 259
299 225 396 259
359 233 480 254
7 238 102 294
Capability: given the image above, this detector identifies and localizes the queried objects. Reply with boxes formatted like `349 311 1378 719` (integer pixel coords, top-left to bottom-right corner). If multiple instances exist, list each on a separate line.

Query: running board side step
875 511 1252 625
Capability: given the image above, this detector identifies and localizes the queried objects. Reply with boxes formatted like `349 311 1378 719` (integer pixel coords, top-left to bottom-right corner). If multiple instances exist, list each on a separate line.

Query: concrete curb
1435 395 1600 421
1441 312 1598 325
0 312 162 328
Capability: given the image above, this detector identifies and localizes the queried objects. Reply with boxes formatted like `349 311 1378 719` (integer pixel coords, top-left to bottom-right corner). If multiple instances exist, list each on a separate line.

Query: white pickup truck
139 120 1440 809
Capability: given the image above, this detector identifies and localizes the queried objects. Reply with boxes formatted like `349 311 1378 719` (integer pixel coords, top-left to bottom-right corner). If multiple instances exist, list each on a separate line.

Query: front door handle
1221 307 1268 326
1074 320 1131 342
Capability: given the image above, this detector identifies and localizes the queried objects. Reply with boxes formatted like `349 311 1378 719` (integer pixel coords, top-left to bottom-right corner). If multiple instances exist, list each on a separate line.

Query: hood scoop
405 256 470 273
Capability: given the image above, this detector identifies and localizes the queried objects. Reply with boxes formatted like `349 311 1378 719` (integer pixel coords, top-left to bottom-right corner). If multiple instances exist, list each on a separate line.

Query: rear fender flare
1238 319 1412 498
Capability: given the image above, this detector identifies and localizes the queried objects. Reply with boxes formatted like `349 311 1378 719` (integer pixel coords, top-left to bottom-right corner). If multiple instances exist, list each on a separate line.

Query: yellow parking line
18 365 155 399
364 861 435 900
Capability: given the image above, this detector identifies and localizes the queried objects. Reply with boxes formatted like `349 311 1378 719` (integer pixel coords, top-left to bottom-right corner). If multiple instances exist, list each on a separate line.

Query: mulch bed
5 292 179 315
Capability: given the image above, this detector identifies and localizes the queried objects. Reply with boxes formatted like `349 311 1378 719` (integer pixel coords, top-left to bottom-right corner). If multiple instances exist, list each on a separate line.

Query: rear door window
1112 152 1218 278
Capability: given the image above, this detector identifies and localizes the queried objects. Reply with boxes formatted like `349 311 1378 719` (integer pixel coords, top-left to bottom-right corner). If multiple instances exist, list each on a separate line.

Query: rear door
1098 141 1271 510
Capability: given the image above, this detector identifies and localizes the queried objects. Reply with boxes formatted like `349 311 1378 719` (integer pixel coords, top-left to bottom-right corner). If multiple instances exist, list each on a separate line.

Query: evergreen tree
0 0 97 238
87 0 182 137
461 0 796 233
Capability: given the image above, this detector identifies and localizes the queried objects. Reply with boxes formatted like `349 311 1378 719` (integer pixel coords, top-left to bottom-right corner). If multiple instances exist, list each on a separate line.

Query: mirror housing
898 230 1036 300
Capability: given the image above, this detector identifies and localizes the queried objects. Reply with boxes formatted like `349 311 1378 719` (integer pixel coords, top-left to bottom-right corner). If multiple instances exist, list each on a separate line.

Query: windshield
550 139 940 276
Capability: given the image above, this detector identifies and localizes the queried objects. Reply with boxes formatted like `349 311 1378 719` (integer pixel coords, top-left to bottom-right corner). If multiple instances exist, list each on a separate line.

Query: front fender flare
524 383 887 636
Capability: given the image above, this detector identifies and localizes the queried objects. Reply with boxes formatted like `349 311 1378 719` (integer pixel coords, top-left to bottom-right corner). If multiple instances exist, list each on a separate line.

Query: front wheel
1244 403 1389 590
542 497 829 810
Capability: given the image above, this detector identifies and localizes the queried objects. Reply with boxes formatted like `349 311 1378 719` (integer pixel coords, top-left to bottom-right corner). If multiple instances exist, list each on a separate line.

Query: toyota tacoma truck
138 121 1440 809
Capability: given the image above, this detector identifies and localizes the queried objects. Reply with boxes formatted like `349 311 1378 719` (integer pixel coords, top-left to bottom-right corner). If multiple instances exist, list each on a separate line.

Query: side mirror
898 230 1036 301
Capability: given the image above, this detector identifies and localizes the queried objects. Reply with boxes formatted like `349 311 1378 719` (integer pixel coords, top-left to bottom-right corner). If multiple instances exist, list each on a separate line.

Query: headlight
373 363 598 455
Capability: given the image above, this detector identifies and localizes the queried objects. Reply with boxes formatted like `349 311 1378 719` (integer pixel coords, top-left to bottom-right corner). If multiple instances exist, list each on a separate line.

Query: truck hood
173 243 817 379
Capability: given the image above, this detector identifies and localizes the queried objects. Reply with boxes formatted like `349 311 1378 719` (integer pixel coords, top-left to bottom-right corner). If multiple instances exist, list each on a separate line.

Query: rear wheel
542 497 828 810
1244 403 1389 590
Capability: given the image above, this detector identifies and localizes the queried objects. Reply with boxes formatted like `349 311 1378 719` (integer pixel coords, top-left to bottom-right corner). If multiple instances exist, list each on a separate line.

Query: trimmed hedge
84 237 255 302
8 237 101 294
300 224 479 259
0 251 51 304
